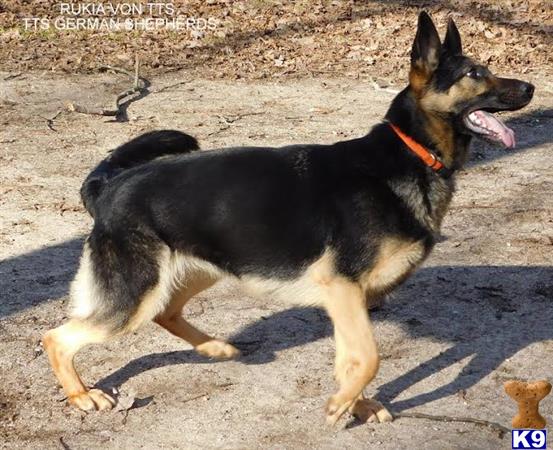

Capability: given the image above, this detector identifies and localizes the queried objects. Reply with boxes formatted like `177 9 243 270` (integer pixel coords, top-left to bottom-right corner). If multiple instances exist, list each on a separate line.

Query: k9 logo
512 429 547 449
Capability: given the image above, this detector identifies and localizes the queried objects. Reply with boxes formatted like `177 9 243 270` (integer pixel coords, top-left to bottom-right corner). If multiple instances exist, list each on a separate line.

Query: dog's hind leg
323 277 391 425
43 320 116 410
43 234 165 411
154 269 240 360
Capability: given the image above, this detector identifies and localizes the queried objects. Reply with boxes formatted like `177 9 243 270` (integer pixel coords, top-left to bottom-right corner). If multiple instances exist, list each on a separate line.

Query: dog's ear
443 18 462 55
410 11 441 90
411 11 441 72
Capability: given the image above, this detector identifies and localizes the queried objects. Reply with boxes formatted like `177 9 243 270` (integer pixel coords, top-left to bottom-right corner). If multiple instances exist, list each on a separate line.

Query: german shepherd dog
43 12 534 424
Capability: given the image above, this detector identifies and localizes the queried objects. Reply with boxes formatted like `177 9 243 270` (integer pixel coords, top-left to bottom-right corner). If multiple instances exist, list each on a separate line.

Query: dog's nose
521 82 535 98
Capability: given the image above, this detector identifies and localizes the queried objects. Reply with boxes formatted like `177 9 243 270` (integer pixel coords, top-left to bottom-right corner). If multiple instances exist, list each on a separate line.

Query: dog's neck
385 87 472 172
377 88 463 232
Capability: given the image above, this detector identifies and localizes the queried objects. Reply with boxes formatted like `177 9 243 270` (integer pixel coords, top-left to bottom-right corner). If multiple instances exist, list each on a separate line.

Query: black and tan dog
43 12 534 424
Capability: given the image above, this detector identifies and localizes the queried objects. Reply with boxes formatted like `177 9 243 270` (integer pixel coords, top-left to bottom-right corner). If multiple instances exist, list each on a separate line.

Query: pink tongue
474 110 516 148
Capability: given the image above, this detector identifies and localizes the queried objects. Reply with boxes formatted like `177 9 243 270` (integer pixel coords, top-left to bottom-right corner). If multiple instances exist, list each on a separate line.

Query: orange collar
389 123 450 176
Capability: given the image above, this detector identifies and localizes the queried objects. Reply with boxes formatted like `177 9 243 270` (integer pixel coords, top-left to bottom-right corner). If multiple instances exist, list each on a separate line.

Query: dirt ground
0 66 552 449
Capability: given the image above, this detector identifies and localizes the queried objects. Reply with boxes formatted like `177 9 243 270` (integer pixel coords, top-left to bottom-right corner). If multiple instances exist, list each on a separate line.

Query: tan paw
350 398 393 423
68 388 116 411
325 394 354 426
195 340 241 360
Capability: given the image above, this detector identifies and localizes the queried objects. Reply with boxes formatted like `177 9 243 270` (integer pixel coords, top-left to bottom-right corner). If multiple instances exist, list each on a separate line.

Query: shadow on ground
0 238 84 318
94 264 552 413
0 107 551 413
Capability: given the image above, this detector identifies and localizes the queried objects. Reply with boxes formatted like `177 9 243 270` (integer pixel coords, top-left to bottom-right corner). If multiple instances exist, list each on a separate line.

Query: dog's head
406 11 533 158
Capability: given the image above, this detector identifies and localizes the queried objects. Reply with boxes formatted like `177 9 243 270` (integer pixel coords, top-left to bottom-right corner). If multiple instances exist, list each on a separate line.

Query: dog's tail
80 130 199 217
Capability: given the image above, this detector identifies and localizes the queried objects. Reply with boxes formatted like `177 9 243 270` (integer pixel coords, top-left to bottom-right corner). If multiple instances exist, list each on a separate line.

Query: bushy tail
80 130 199 217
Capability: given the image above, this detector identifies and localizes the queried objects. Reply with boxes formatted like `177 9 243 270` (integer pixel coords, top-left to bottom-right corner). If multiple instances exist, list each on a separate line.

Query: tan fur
240 249 336 306
349 394 393 423
349 396 393 423
43 320 115 410
414 77 490 165
126 250 241 359
48 226 428 418
70 245 222 329
322 276 387 424
154 274 240 359
420 77 489 113
125 250 222 331
409 67 431 93
360 237 427 299
424 114 455 166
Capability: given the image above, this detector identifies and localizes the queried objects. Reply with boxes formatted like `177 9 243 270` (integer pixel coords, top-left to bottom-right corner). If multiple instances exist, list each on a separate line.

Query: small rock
115 389 136 412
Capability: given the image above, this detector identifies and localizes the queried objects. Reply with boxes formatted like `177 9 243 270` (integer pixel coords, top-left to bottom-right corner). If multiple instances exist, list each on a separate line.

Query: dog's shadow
1 108 551 413
96 264 553 413
96 306 331 390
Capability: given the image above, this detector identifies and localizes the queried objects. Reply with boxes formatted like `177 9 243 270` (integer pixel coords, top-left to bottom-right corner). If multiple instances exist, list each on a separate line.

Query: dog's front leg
323 278 392 425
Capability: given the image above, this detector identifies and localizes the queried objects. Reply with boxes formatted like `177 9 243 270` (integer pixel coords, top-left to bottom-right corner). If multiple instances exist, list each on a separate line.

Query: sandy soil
0 70 552 449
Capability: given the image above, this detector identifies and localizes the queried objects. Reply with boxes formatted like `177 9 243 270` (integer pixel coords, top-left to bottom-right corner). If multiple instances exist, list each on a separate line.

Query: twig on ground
207 124 231 136
151 80 191 94
58 436 71 450
39 110 63 132
207 111 264 136
65 56 148 120
394 411 510 438
181 382 236 404
182 392 209 404
3 72 23 81
0 98 17 107
216 111 264 124
449 204 500 210
133 56 139 89
215 382 236 389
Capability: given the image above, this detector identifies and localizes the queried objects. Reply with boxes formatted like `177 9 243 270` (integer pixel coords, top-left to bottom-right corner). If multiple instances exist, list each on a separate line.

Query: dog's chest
387 175 453 232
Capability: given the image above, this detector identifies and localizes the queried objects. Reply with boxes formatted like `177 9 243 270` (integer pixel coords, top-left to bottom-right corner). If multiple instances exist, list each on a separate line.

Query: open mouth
463 110 515 148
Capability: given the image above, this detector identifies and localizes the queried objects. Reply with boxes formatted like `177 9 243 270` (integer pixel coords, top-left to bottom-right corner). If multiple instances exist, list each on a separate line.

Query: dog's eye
466 68 482 79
